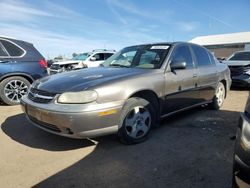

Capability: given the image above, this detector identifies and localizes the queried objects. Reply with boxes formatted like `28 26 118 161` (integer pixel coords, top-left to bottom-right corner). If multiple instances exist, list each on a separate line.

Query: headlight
246 70 250 75
57 90 97 104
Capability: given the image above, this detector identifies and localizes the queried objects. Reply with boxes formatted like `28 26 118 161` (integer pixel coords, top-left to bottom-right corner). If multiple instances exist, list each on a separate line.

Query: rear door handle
193 74 198 78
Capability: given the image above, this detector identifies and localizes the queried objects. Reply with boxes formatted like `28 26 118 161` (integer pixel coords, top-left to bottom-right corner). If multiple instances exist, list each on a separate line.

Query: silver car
21 42 232 144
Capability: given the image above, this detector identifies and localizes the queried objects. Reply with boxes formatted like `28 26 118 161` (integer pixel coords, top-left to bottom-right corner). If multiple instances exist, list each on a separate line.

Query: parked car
21 42 231 144
48 49 115 74
0 37 48 105
223 51 250 87
232 94 250 187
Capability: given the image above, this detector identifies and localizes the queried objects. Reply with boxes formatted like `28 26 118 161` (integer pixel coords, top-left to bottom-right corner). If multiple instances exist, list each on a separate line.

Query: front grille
29 116 61 132
229 65 250 76
28 87 56 103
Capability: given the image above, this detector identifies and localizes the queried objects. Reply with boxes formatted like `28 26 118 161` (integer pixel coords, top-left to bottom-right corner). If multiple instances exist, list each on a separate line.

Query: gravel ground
0 89 249 188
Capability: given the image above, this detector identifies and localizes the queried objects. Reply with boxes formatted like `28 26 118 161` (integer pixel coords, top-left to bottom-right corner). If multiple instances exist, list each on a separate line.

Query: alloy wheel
124 106 151 139
4 80 28 103
216 83 225 107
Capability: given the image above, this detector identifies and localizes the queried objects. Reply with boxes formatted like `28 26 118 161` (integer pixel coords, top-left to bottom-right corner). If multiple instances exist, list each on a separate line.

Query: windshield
72 53 90 60
228 52 250 61
101 45 170 69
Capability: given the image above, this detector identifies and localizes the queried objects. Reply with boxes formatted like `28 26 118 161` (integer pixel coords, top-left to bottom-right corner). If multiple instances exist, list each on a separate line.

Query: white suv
49 49 115 74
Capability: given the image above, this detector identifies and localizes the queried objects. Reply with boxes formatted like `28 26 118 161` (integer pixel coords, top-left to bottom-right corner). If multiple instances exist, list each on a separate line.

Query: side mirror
170 60 186 70
90 57 96 61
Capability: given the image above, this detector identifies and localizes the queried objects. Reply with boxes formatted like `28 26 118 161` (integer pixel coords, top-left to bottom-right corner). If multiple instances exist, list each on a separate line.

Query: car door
163 44 199 114
190 44 218 102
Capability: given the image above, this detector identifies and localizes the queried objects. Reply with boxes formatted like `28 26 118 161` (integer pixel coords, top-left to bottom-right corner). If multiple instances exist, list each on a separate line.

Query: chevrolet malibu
21 42 231 144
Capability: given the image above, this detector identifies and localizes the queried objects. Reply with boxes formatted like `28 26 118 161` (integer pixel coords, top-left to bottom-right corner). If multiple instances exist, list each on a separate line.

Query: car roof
92 49 115 52
92 51 115 53
77 51 115 55
126 42 195 48
0 36 33 46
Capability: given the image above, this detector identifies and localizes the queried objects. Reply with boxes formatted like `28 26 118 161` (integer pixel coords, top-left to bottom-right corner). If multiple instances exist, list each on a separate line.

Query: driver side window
171 45 194 69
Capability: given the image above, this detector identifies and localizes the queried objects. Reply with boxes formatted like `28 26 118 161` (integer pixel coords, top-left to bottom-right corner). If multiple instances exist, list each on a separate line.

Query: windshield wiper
109 63 130 68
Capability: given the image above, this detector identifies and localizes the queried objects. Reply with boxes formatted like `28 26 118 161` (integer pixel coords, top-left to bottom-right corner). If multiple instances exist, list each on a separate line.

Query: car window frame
167 43 195 70
207 51 216 65
0 38 26 58
190 44 213 67
0 41 10 57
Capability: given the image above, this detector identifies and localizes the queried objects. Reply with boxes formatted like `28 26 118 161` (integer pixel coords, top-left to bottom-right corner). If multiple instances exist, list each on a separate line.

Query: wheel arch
0 73 34 84
219 79 227 98
128 89 161 122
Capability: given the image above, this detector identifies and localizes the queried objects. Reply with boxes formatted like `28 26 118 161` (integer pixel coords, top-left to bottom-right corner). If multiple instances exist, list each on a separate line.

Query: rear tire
209 82 226 110
0 76 30 105
118 97 155 144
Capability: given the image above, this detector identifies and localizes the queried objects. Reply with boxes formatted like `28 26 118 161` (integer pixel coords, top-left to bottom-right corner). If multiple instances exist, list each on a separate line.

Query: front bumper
233 113 250 186
20 96 124 138
231 74 250 87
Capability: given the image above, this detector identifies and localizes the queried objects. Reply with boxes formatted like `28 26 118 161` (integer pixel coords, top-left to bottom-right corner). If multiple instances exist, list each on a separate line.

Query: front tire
0 76 30 105
118 97 155 144
209 82 226 110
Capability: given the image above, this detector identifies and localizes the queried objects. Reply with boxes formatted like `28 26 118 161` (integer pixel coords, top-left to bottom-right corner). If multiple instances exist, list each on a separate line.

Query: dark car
224 51 250 87
233 93 250 187
0 37 48 105
21 42 231 144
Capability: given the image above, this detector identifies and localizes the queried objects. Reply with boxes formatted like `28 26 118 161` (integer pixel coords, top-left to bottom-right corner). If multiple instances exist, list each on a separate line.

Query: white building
190 32 250 58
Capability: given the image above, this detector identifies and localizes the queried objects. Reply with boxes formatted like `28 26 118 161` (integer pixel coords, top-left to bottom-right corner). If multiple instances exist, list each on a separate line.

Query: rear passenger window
0 42 9 57
192 45 211 66
171 45 193 69
1 40 24 57
208 52 216 64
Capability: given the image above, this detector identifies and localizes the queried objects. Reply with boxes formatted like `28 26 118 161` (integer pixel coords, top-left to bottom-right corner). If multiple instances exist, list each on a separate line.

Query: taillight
39 59 48 68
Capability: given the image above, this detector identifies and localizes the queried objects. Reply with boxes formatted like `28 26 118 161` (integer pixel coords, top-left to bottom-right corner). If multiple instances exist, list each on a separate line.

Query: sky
1 0 250 58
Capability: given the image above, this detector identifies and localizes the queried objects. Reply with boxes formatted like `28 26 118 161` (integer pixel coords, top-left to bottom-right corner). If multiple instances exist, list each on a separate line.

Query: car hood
34 67 151 93
53 60 82 65
223 60 250 66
